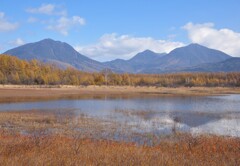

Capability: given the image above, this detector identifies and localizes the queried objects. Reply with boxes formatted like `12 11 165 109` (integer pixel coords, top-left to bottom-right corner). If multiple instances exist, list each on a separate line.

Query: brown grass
0 86 240 104
0 111 239 165
1 85 240 96
0 130 239 166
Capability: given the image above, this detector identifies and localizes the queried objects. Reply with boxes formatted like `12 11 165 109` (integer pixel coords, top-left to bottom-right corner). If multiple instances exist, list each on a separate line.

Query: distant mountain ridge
143 44 231 73
182 57 240 72
156 43 230 69
104 50 166 73
2 38 239 73
4 39 107 72
105 44 231 73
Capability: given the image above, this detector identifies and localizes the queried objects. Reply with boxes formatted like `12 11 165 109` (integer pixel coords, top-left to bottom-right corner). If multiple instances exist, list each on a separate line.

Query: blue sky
0 0 240 61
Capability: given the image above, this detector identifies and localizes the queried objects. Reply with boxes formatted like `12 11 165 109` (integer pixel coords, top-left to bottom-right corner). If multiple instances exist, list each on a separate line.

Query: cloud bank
26 4 85 36
76 23 240 61
0 12 18 32
9 38 25 47
75 33 184 61
47 16 85 36
26 4 66 16
183 22 240 56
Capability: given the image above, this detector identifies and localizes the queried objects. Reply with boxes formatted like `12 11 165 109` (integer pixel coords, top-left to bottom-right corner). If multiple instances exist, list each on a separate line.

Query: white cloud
0 12 19 32
183 22 240 57
26 4 55 15
26 4 66 16
75 33 185 61
47 16 85 36
9 38 25 47
26 4 85 36
27 17 38 23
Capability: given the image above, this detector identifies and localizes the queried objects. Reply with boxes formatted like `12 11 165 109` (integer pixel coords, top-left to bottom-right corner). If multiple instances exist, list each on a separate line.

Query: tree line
0 54 240 87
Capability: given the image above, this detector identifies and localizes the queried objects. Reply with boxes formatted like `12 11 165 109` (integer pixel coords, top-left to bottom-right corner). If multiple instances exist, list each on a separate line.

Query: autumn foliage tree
0 54 240 87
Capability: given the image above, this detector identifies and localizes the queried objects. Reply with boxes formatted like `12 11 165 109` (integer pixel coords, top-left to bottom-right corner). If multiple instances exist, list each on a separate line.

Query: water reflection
0 94 240 137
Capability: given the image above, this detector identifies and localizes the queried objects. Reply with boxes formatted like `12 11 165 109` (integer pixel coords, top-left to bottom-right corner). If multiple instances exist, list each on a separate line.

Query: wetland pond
0 94 240 137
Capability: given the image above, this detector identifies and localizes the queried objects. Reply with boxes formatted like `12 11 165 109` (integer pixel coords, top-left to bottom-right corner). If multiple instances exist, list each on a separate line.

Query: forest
0 54 240 87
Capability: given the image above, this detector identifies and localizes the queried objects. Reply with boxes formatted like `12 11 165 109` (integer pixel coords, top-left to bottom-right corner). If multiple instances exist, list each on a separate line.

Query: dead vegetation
0 111 239 166
0 130 239 166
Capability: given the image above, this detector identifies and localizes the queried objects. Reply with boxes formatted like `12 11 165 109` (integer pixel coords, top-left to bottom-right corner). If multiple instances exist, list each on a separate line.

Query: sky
0 0 240 61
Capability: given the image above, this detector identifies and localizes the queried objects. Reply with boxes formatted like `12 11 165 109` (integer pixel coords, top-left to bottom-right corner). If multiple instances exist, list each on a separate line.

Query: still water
0 94 240 137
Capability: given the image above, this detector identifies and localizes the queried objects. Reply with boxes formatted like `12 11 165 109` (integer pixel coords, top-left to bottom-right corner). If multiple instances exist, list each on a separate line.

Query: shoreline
0 84 240 103
0 84 240 96
0 85 240 103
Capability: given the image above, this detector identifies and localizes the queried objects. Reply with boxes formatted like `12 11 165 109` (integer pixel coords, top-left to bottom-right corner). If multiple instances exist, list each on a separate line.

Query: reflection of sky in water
0 94 240 137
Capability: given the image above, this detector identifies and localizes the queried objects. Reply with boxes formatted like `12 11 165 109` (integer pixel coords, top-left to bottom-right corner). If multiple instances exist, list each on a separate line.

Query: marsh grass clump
114 109 156 119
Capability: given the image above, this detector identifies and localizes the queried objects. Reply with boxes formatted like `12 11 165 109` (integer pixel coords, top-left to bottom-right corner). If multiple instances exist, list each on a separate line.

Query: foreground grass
0 111 239 165
0 131 239 166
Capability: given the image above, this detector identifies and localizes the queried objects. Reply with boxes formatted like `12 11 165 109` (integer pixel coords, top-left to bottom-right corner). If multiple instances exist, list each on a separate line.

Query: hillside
105 44 232 73
4 39 107 72
104 50 166 73
183 57 240 72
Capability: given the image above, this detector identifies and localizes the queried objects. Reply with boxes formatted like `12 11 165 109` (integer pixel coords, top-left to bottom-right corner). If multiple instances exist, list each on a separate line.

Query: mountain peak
41 38 55 42
140 49 155 54
130 49 166 61
38 38 56 43
186 43 210 49
161 43 231 70
37 38 66 45
4 39 106 72
188 43 202 46
171 43 229 54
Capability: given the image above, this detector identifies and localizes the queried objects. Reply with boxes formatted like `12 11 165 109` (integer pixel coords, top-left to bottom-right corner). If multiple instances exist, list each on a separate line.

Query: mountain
142 44 231 73
4 39 107 72
105 44 232 73
104 50 166 73
128 50 166 64
182 57 240 72
3 39 237 73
